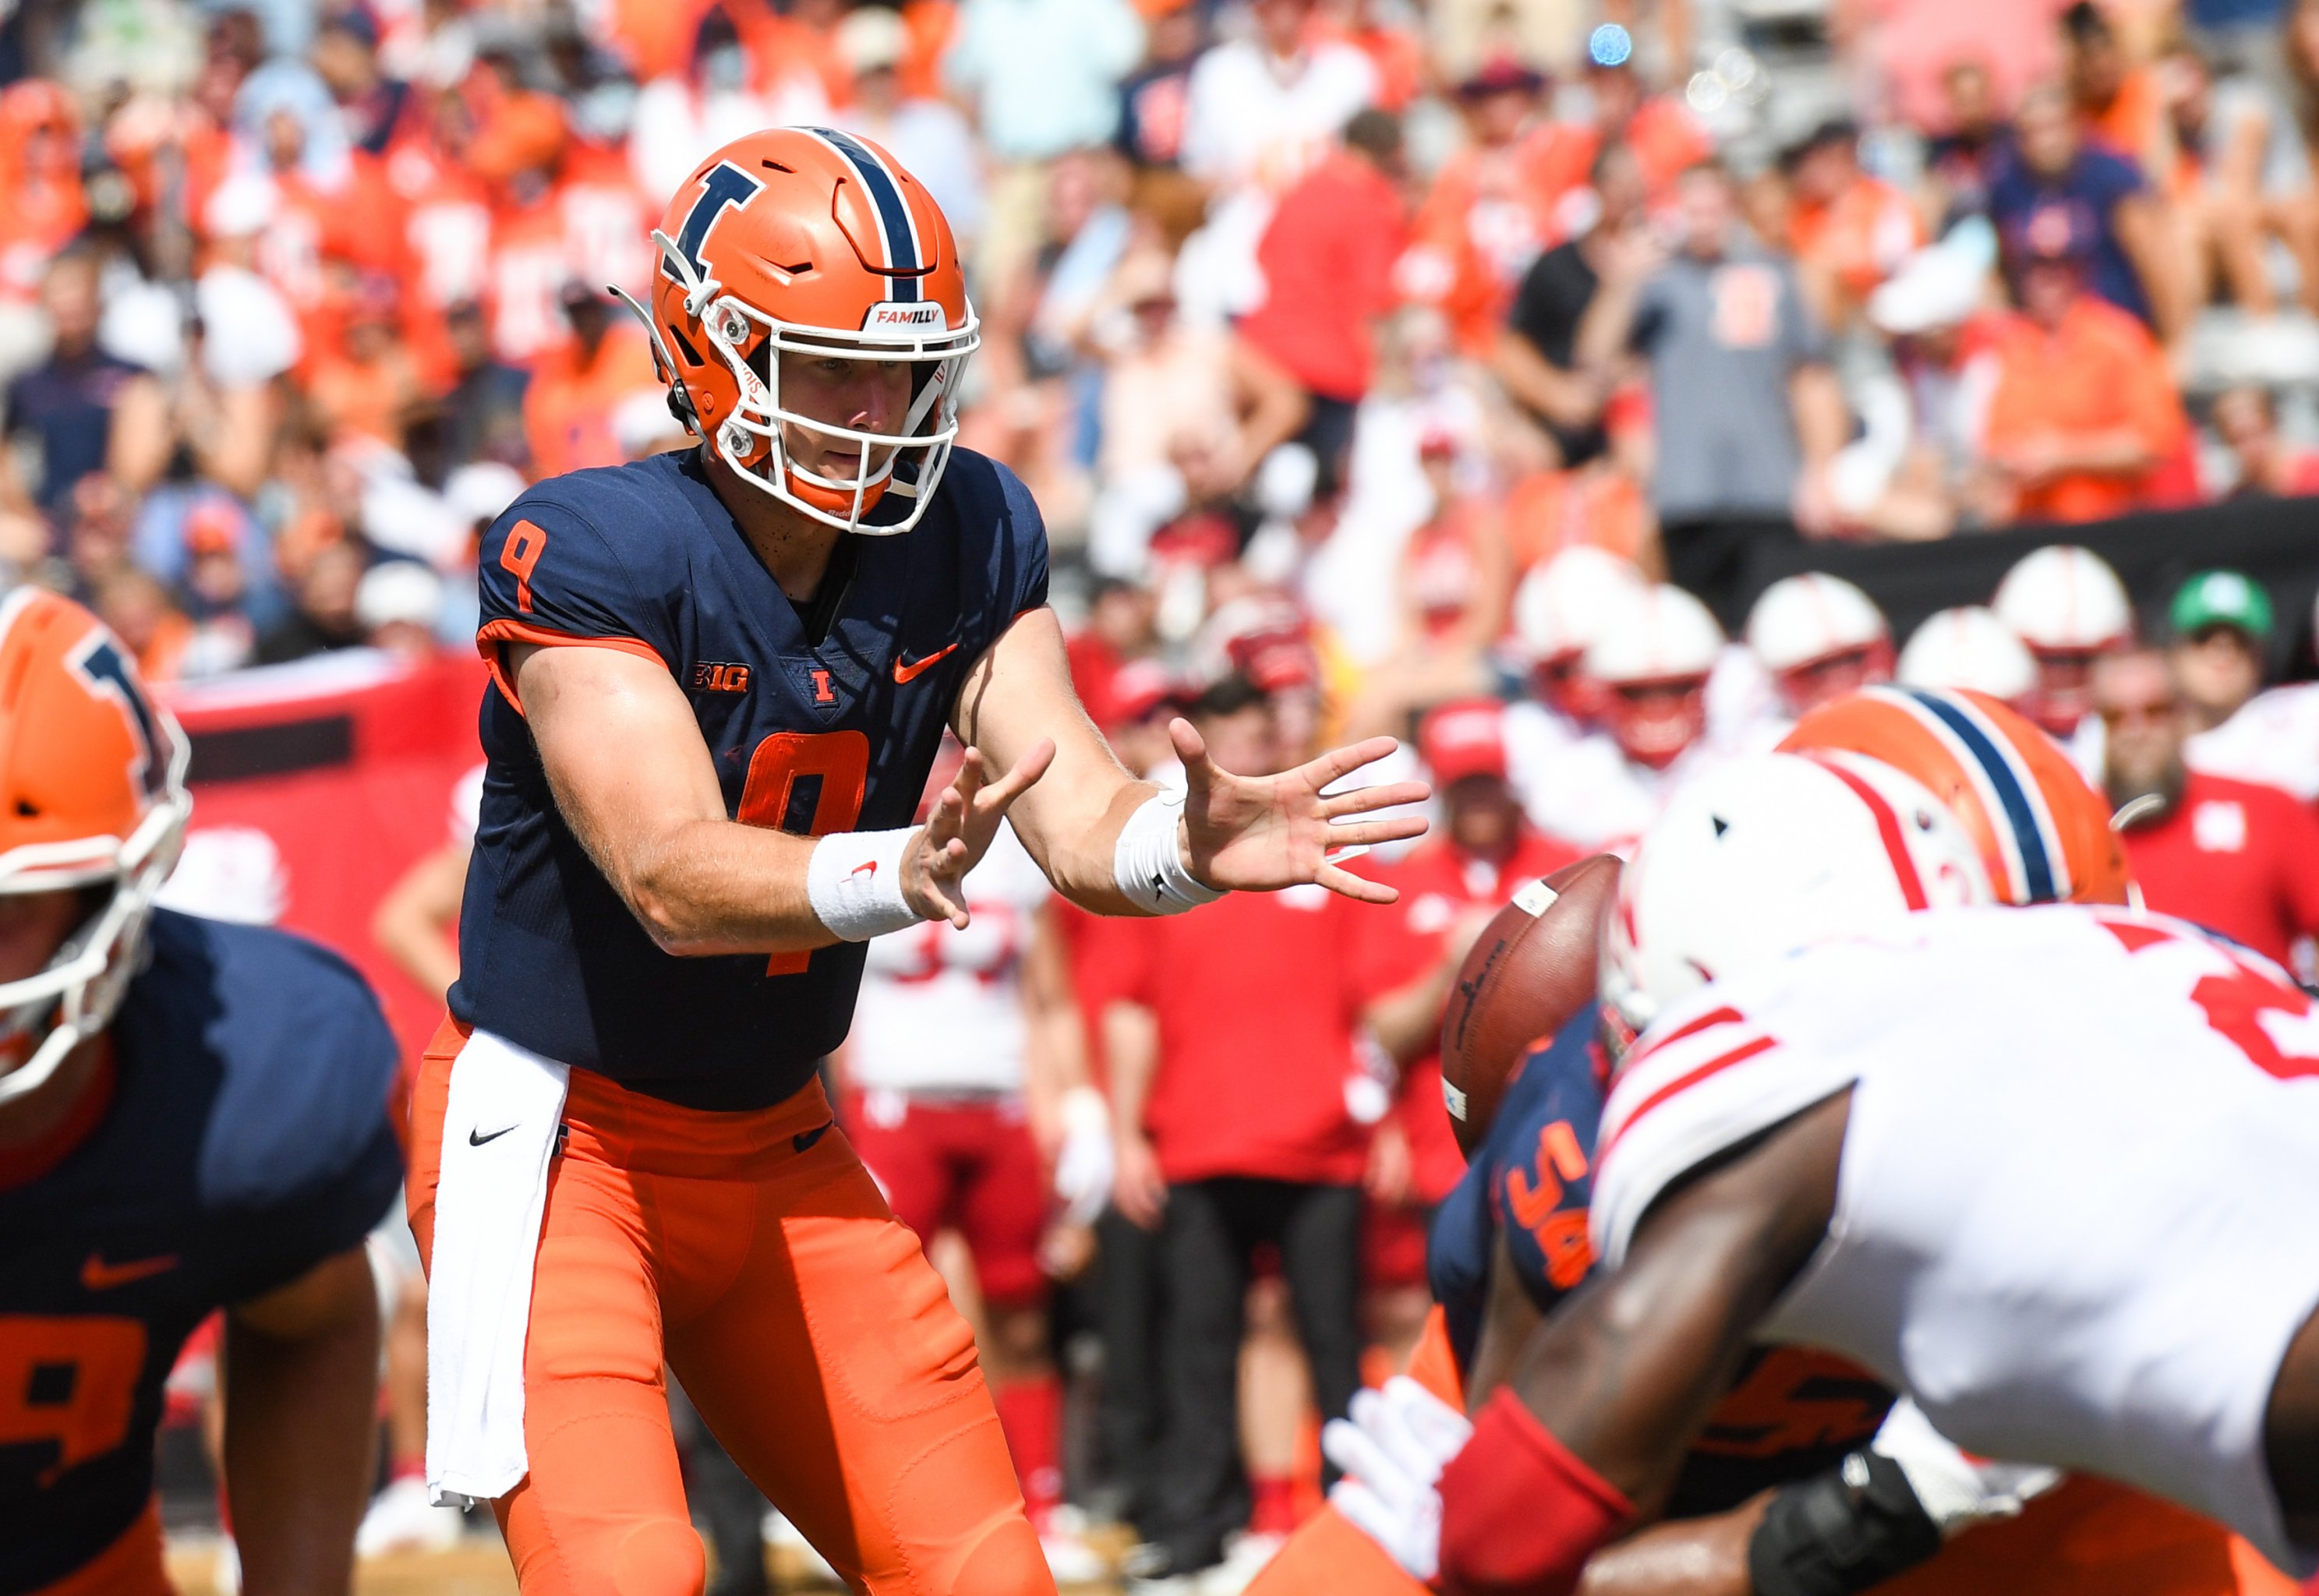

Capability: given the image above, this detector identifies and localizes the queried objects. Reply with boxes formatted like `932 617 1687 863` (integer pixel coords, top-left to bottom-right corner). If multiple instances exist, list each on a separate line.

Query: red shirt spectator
1109 887 1370 1187
1235 135 1406 405
2119 771 2319 968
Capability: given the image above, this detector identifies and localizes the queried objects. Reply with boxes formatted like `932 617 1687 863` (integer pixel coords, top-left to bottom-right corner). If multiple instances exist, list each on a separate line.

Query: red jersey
1112 886 1372 1187
1236 150 1405 403
1352 829 1584 1202
2119 771 2319 967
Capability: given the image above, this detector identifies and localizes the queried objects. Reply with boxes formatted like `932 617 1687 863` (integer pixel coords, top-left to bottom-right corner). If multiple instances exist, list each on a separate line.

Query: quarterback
408 126 1426 1596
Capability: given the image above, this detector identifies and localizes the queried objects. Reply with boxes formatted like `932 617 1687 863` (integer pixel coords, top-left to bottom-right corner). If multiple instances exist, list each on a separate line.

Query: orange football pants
409 1020 1052 1596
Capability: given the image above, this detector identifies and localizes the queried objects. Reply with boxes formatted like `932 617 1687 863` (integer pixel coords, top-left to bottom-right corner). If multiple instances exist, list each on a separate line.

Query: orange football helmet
1779 683 2130 906
617 126 979 536
0 588 189 1103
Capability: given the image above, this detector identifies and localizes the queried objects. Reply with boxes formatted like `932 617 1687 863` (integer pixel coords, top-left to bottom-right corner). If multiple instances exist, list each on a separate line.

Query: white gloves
1051 1086 1115 1227
1322 1375 1476 1582
1873 1397 2062 1534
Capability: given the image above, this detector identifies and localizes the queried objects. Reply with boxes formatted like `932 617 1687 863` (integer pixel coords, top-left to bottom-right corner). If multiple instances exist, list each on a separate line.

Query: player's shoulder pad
477 458 701 659
141 912 401 1212
489 458 695 592
938 447 1050 601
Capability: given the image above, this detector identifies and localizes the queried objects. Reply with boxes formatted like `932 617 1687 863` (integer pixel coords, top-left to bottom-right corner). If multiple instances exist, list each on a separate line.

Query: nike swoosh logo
83 1252 179 1291
469 1125 516 1146
893 642 960 684
793 1121 834 1153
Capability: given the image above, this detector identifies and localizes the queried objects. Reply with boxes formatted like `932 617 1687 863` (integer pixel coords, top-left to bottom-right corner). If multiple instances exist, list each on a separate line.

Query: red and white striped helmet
1514 546 1648 666
1897 606 2036 704
1586 584 1723 769
1745 573 1893 714
1992 545 2132 653
1600 751 1991 1036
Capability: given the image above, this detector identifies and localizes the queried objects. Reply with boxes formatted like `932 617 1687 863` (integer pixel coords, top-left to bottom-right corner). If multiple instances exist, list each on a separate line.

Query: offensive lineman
412 126 1426 1596
1429 755 2319 1595
0 589 403 1596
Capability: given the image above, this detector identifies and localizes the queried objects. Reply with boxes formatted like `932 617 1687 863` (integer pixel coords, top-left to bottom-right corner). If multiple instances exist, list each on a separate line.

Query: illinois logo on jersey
788 658 845 722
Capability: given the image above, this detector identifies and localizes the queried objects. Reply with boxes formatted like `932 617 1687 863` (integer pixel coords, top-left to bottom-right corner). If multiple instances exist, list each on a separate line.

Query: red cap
1419 698 1508 786
1105 657 1182 726
182 498 242 556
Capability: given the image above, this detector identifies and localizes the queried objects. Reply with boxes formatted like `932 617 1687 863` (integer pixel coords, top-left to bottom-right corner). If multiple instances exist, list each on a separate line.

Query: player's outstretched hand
903 739 1055 928
1173 719 1430 905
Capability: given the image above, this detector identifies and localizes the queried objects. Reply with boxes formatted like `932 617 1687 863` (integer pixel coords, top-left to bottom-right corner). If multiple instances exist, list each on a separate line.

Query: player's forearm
224 1248 380 1596
617 816 842 955
1018 772 1177 916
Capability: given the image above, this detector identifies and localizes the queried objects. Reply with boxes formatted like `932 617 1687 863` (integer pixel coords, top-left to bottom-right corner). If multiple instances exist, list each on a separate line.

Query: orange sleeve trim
475 619 668 718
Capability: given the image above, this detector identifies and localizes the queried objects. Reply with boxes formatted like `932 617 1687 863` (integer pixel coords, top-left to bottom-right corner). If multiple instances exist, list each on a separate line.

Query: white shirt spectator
944 0 1145 164
1179 34 1377 193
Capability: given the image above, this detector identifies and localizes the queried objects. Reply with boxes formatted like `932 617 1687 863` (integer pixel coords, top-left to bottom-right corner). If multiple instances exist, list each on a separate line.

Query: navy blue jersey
451 446 1051 1110
0 910 401 1592
1429 1005 1893 1517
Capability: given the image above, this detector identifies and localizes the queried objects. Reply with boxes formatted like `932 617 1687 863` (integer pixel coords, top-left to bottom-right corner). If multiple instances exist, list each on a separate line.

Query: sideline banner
161 648 486 1059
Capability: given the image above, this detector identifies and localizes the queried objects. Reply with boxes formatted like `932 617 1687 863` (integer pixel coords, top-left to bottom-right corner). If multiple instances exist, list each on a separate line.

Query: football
1438 853 1622 1156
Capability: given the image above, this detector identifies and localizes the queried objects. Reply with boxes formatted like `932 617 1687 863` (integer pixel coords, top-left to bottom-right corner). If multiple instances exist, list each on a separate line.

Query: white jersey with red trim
1592 904 2319 1574
850 822 1051 1095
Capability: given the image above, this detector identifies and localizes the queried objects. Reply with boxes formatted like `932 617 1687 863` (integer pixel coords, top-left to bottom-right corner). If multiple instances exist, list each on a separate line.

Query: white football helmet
1586 584 1724 770
1991 545 2132 653
1514 546 1648 666
1897 606 2037 704
1746 573 1889 671
1746 573 1894 715
1601 751 1992 1039
1990 546 2130 735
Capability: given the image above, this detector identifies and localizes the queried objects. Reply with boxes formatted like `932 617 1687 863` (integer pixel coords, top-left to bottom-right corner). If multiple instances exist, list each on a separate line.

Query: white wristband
1114 791 1225 915
807 828 924 941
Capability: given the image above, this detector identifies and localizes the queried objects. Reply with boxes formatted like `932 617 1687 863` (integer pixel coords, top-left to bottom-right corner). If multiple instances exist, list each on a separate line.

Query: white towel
424 1028 570 1509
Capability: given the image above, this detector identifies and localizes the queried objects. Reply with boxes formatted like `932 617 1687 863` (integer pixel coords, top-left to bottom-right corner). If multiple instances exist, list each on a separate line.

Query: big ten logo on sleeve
737 731 870 975
0 1316 144 1488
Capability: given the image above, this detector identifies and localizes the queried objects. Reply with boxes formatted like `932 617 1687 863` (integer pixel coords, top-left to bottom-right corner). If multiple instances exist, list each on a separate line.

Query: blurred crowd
7 0 2319 697
16 0 2319 1589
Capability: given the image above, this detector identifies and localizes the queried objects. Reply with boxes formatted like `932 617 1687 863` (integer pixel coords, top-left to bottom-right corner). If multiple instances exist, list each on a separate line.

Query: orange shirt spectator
1785 122 1924 319
1317 5 1427 112
1982 252 2184 523
1236 133 1407 404
524 291 656 478
0 82 89 302
1502 461 1653 574
307 281 428 451
736 5 852 111
599 0 718 83
898 1 959 104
